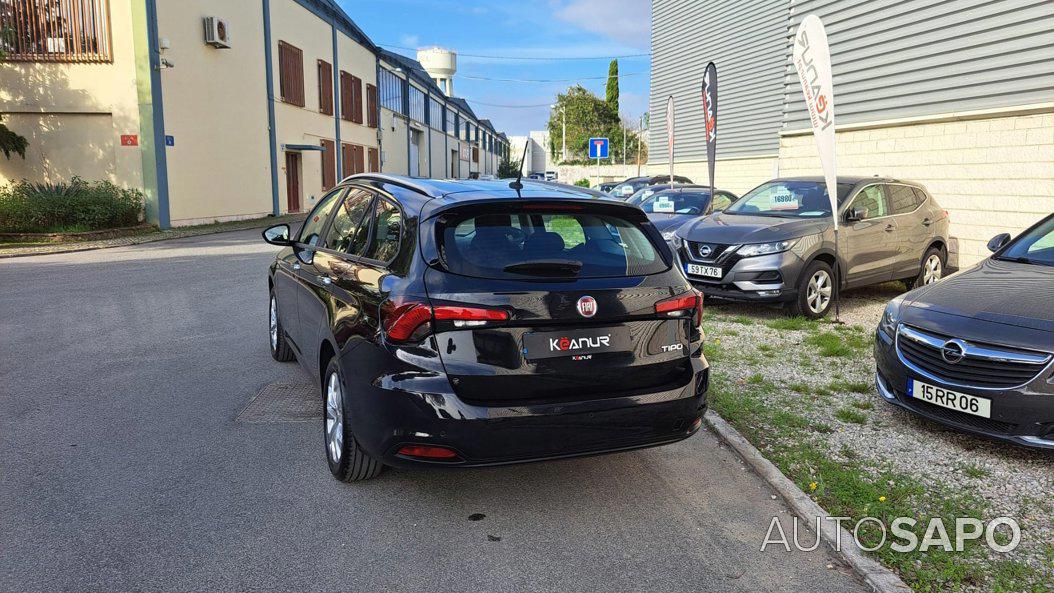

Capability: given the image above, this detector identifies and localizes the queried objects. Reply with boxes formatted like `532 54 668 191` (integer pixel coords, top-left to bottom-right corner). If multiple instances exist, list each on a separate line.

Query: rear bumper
348 352 709 468
874 328 1054 450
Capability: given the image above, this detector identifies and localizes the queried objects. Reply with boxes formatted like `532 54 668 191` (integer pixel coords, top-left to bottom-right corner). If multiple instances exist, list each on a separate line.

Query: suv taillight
381 300 510 342
655 291 703 327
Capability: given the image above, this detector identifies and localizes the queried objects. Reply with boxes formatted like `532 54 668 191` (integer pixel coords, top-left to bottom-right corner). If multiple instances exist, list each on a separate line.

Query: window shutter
339 71 353 122
367 147 379 172
341 143 353 177
278 41 304 107
321 139 336 189
366 84 378 128
351 145 365 174
318 60 333 115
351 76 364 124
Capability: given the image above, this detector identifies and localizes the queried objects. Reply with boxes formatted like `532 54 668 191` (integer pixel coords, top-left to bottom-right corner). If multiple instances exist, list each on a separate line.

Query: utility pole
636 114 644 176
623 125 627 166
550 104 567 163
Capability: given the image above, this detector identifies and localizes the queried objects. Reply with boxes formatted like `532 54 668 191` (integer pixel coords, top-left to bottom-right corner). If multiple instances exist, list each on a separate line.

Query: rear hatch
419 199 701 405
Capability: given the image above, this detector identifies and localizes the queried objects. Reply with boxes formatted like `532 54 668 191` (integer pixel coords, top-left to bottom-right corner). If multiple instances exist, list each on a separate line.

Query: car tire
269 290 295 362
787 260 835 319
906 247 946 290
323 357 383 482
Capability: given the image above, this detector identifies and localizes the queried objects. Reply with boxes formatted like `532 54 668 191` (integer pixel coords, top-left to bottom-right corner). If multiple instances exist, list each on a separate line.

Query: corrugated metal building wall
651 0 1054 158
782 0 1054 131
649 0 787 163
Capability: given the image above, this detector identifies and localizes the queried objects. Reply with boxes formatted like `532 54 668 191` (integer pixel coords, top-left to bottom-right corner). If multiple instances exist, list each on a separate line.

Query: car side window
889 185 919 215
324 189 373 255
711 193 734 212
298 188 345 246
851 185 889 220
912 187 928 207
363 199 403 262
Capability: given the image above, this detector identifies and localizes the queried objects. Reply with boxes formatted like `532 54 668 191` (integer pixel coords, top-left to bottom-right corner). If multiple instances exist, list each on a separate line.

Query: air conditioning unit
203 17 231 49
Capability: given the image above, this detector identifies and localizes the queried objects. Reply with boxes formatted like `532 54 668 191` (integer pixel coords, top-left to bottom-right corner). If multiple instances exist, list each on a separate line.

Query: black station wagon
262 175 709 482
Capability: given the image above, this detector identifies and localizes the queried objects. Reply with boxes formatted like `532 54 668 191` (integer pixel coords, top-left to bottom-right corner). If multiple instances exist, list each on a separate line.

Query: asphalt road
0 230 867 593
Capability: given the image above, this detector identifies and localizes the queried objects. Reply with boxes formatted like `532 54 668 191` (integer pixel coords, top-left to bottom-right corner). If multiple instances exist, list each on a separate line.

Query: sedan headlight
879 296 904 339
737 239 796 258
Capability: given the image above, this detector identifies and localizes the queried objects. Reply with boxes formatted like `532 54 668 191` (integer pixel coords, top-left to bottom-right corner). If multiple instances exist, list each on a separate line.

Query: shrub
0 177 144 233
574 178 591 187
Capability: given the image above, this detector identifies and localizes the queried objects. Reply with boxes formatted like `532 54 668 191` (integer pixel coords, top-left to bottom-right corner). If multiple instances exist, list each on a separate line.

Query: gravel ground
703 283 1054 591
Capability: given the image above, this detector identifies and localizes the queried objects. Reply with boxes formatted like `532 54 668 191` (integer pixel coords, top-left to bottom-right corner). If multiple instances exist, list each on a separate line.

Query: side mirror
262 223 292 246
987 232 1011 253
844 208 862 223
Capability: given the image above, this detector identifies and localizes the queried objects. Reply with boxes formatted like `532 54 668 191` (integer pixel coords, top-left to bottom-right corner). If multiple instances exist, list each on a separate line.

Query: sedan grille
896 325 1052 389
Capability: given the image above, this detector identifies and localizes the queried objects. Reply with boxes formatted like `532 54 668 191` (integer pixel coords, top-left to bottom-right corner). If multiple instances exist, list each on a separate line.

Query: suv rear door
418 200 700 405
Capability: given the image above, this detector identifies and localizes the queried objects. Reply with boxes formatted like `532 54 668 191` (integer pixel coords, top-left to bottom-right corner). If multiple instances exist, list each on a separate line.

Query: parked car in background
611 175 694 200
636 186 738 242
673 177 950 318
545 171 559 181
527 173 545 180
595 181 619 194
875 213 1054 449
262 174 709 482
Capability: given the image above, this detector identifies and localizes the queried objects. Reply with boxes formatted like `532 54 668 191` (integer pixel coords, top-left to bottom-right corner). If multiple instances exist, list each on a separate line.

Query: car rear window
436 209 668 279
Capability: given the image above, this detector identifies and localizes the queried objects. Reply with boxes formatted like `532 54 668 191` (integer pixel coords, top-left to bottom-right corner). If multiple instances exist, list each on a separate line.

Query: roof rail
339 173 446 198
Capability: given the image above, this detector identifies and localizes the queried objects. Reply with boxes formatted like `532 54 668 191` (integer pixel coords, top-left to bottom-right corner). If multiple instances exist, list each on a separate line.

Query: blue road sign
588 137 609 159
165 135 175 147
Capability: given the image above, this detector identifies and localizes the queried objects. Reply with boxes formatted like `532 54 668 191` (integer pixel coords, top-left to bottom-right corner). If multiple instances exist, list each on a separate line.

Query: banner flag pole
793 14 841 321
700 62 717 213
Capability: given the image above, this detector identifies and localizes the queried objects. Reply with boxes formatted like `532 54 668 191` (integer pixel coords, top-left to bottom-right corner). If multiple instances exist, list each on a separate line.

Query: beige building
376 49 508 180
0 0 507 228
649 0 1054 268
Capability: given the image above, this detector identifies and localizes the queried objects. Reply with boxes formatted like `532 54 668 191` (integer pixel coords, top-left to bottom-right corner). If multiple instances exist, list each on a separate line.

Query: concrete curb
704 411 911 593
0 216 305 259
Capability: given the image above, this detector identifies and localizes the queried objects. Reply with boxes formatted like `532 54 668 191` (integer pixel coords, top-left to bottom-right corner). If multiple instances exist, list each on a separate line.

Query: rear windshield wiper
503 259 583 277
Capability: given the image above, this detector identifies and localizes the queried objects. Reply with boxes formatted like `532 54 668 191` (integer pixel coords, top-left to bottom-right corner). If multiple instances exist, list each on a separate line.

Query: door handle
316 274 333 285
921 218 932 227
292 263 301 271
884 224 895 232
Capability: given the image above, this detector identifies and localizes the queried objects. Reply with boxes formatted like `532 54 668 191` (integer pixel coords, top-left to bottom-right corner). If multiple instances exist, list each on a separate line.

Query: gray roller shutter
650 0 788 162
782 0 1054 132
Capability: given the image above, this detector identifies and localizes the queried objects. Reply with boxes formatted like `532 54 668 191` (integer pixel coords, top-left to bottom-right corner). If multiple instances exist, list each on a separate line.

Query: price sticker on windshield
653 196 675 213
772 192 799 210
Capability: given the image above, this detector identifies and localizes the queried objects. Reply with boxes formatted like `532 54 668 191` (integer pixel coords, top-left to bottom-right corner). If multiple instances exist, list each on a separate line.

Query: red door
285 152 301 213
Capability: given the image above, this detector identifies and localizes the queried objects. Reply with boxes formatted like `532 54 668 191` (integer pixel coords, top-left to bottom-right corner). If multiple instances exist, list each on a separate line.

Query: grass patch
747 373 765 385
727 315 754 325
835 407 868 424
766 316 815 331
829 379 873 394
851 400 875 411
708 373 1008 592
805 331 868 357
958 463 990 480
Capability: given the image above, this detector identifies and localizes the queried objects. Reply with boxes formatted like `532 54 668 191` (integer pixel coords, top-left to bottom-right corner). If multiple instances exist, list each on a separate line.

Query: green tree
497 156 520 178
605 59 619 113
548 85 641 165
0 38 29 160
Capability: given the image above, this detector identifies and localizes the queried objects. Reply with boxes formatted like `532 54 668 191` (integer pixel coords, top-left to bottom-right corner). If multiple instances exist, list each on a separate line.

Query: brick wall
778 112 1054 267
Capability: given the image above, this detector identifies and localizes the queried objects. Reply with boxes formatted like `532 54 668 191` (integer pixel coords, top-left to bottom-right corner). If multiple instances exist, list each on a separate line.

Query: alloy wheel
923 254 943 285
325 372 344 464
269 296 278 350
806 270 832 314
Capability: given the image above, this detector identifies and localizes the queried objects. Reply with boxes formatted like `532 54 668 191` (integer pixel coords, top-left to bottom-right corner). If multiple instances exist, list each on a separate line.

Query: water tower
417 47 457 96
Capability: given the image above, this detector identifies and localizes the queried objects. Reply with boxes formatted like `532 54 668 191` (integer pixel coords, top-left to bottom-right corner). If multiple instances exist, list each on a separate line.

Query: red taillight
397 444 460 460
655 291 703 326
381 300 510 342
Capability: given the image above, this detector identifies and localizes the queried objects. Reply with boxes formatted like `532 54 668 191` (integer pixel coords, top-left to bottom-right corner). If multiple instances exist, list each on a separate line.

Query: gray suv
673 177 951 318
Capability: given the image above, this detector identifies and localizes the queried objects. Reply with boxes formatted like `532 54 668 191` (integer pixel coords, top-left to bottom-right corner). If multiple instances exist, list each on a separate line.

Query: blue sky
338 0 651 136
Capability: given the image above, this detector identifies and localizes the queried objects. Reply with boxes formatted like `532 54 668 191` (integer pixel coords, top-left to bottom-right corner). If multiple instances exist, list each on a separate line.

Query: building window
0 0 112 62
321 139 336 189
429 98 443 130
366 83 378 128
340 71 363 124
318 60 333 115
342 143 365 175
408 85 425 123
278 41 305 107
379 68 403 113
367 147 379 173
